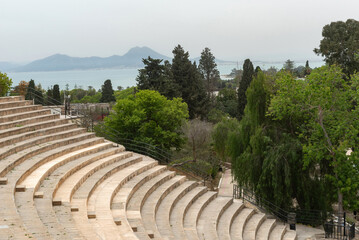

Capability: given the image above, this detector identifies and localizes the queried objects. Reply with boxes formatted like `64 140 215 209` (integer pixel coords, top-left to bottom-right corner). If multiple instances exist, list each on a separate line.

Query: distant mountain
14 47 171 72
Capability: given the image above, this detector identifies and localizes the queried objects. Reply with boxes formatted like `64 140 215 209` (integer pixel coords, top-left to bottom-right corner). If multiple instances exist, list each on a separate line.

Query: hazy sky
1 0 358 63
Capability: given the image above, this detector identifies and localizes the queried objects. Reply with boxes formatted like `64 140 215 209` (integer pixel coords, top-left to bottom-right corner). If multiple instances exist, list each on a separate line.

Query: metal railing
324 220 355 240
233 184 355 239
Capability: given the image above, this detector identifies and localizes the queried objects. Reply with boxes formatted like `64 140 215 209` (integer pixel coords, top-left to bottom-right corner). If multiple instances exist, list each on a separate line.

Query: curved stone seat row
0 96 297 240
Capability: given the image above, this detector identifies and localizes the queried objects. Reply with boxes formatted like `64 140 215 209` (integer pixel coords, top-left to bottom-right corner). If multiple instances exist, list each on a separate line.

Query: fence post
288 212 296 230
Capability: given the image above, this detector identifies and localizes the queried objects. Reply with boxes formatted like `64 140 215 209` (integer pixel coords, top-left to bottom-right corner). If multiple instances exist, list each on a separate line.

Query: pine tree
237 59 254 119
100 79 116 103
199 47 220 96
171 45 207 119
53 84 61 104
136 57 180 99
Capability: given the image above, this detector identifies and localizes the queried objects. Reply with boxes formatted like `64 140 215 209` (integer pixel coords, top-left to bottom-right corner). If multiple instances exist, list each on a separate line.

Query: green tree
283 59 295 73
269 66 359 212
216 88 238 117
136 57 179 99
305 60 311 76
103 90 188 150
0 72 12 96
25 80 44 105
171 45 208 119
237 59 254 119
199 47 220 95
53 84 61 104
229 71 313 211
46 87 53 105
100 79 116 103
314 19 359 77
212 117 239 163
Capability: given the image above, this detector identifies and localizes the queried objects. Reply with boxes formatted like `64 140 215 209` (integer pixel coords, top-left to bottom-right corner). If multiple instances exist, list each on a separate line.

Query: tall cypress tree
25 79 36 101
53 84 61 104
237 59 254 119
100 79 116 103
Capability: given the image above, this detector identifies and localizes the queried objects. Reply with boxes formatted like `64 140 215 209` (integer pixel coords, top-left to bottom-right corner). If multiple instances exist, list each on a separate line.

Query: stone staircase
0 96 297 240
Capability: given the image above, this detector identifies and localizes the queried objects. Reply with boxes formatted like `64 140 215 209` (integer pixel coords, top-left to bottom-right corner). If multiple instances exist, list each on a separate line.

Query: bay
7 61 324 90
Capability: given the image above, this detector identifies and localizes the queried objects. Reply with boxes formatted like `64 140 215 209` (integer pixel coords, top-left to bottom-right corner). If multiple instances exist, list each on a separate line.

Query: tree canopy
100 79 116 103
199 47 220 95
53 84 61 104
136 57 179 99
171 45 208 119
314 19 359 77
225 66 359 215
103 90 189 150
0 72 12 97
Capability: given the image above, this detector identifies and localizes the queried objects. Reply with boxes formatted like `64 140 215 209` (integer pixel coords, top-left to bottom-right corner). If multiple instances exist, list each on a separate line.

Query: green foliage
53 84 61 104
171 45 208 119
100 79 116 103
0 72 12 96
136 57 179 99
269 66 359 211
228 70 338 212
283 59 295 73
216 88 238 118
314 19 359 77
25 79 43 105
103 90 188 150
199 47 220 94
212 117 239 163
237 59 254 119
114 87 136 100
78 92 101 103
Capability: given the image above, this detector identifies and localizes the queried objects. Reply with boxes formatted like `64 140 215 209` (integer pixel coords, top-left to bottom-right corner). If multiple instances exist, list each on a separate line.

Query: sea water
7 61 324 91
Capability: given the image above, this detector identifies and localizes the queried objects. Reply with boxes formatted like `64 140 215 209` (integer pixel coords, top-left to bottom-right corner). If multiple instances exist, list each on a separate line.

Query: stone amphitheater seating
0 96 297 240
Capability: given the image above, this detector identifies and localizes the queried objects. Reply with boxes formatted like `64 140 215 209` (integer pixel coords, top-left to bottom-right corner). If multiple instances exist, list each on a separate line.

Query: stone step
53 148 128 204
127 171 177 240
282 228 297 240
34 147 125 240
69 155 144 240
269 225 287 240
156 181 199 240
112 165 167 212
0 132 96 177
0 100 32 109
196 196 233 240
217 200 244 240
0 113 59 131
15 142 113 238
170 186 208 240
0 121 75 148
0 109 51 123
0 137 100 239
141 175 187 239
0 117 70 139
183 191 218 240
18 142 114 191
243 213 267 240
0 104 43 116
0 137 98 239
0 96 24 103
92 160 161 240
256 218 277 240
0 127 87 165
230 206 255 240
